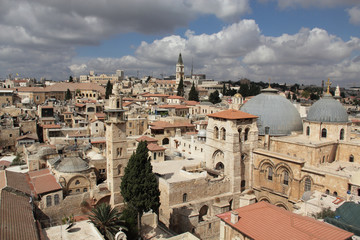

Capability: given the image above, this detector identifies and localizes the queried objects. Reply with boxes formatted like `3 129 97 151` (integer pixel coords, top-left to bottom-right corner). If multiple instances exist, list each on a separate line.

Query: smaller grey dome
198 129 207 137
307 94 348 123
56 156 89 173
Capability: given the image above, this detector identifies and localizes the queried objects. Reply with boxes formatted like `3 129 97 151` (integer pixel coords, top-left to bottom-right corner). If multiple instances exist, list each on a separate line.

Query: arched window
198 205 208 222
340 128 344 140
267 167 273 181
117 165 122 175
46 195 52 207
54 194 60 205
215 162 224 172
162 138 169 145
221 128 226 140
183 193 187 203
241 180 246 191
321 128 327 138
75 180 80 185
304 178 311 192
214 127 219 139
283 171 289 185
244 128 250 142
325 189 330 195
333 191 338 197
154 152 157 160
350 155 354 162
306 126 310 136
238 128 242 143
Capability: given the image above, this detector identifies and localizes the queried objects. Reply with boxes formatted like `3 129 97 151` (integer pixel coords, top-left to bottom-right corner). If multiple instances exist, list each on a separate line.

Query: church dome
197 129 207 138
307 94 348 123
55 156 89 173
234 93 242 98
240 87 303 136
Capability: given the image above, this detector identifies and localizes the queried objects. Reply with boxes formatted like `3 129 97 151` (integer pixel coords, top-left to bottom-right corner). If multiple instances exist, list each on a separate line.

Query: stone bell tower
176 53 184 84
105 82 128 207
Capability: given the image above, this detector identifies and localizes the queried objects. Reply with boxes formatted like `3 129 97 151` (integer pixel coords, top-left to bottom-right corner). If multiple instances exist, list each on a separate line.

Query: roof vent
231 211 239 224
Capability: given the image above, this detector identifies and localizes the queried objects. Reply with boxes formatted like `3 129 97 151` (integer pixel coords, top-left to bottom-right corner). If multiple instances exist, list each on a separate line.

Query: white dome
92 153 105 161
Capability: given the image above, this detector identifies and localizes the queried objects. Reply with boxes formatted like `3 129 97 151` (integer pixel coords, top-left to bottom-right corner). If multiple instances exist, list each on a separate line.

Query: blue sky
1 0 360 86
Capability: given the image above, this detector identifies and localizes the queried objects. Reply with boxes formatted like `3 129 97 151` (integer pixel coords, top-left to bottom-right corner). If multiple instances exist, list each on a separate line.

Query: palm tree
88 203 127 240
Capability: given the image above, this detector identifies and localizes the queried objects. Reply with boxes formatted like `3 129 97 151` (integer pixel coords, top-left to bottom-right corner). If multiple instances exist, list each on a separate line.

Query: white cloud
70 21 360 85
269 0 360 9
347 6 360 25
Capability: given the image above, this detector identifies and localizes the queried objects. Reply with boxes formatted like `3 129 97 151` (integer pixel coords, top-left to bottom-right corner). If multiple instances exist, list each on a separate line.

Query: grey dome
307 94 348 123
198 129 207 137
240 88 303 136
55 156 89 173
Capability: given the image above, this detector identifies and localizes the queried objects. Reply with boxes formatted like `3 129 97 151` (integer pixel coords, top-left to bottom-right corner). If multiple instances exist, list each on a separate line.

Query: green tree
10 153 25 166
88 203 127 240
69 76 73 82
120 141 160 234
177 76 185 97
238 83 250 97
222 83 226 96
209 90 221 104
287 92 291 100
188 82 199 102
105 80 113 99
65 89 72 100
292 93 297 102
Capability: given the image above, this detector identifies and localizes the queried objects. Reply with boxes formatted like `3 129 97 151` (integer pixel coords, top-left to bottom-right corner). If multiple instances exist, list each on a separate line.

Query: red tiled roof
45 82 105 94
143 93 170 97
41 124 61 129
184 101 200 106
91 139 106 144
168 96 185 99
28 169 62 195
123 97 136 101
95 112 106 118
217 201 353 240
16 134 38 141
158 105 189 109
75 103 86 107
147 143 166 151
0 160 11 167
0 190 40 240
136 136 158 143
208 109 258 120
0 170 31 195
150 121 194 129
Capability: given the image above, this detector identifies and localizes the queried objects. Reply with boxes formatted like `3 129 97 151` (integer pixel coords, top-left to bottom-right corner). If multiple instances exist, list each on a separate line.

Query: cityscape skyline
1 1 360 86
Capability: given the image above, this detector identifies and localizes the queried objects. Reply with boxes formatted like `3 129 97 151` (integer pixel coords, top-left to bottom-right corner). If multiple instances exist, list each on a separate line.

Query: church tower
105 82 128 207
205 109 258 207
176 53 184 84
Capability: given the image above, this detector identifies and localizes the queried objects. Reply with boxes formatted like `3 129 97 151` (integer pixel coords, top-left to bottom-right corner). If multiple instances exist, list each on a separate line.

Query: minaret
176 53 184 84
335 85 341 99
105 82 128 207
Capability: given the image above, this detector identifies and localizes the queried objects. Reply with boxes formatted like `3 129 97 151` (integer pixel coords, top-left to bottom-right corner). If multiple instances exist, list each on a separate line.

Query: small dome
234 93 242 98
56 156 89 173
307 94 348 123
87 150 97 158
21 97 30 104
240 87 303 136
198 129 207 137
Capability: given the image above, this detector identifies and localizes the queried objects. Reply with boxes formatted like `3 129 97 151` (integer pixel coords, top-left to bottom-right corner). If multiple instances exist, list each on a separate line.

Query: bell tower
105 82 128 207
176 53 184 84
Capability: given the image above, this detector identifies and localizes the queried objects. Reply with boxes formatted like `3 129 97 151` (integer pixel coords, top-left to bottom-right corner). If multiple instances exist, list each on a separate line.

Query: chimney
230 211 239 224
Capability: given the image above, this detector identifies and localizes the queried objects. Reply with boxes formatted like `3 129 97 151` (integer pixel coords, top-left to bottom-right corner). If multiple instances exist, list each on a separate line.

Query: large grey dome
307 94 348 123
240 88 303 136
55 156 89 173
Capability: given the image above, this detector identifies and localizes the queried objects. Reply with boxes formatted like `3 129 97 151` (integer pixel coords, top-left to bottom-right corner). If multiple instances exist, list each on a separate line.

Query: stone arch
162 138 169 145
349 154 354 163
212 150 224 166
198 205 209 222
258 196 271 203
275 202 288 210
259 159 275 170
301 175 314 192
95 195 110 206
66 175 91 193
244 128 250 141
274 162 293 178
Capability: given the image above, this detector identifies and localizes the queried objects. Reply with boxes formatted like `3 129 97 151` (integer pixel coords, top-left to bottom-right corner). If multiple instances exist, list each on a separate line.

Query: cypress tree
65 89 72 100
120 141 160 235
222 83 226 96
188 81 199 102
177 76 184 97
209 90 221 104
105 80 113 99
69 76 73 82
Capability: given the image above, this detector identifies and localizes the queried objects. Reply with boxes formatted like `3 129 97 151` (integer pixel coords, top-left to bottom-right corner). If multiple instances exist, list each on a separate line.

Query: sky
1 0 360 87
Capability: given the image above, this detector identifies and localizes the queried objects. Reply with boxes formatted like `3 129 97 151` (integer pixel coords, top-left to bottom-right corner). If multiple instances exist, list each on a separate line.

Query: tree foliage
69 76 73 82
209 90 221 104
88 203 127 240
65 89 72 100
312 207 336 219
188 81 199 102
10 153 25 166
177 76 184 97
120 141 160 232
105 80 113 99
